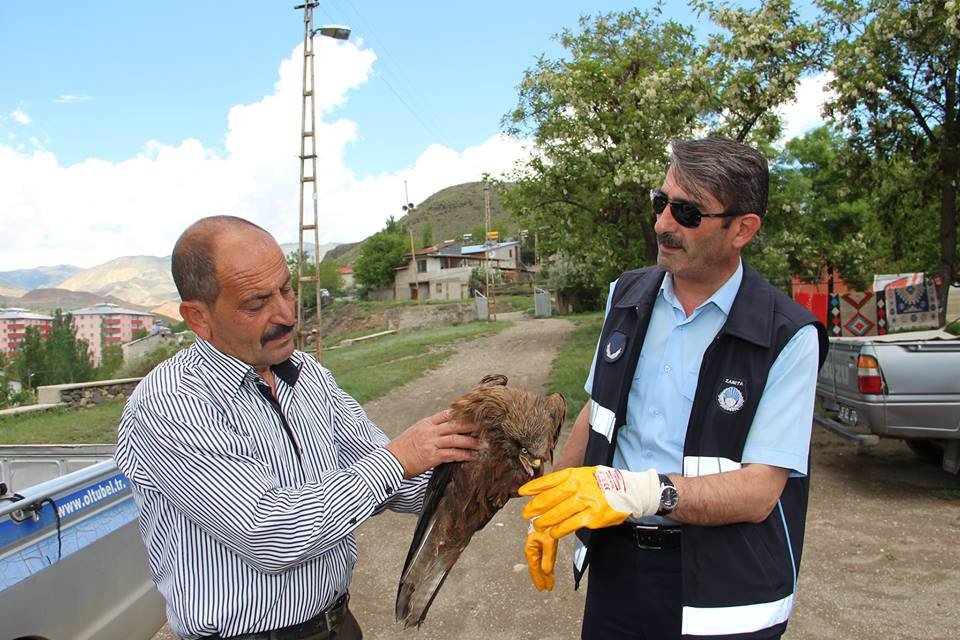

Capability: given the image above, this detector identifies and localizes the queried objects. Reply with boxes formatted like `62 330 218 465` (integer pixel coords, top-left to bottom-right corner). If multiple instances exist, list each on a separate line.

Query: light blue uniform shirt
585 261 819 477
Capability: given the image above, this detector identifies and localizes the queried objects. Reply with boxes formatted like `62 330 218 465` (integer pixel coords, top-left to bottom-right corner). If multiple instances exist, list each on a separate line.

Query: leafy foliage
820 0 960 317
14 311 94 389
503 3 821 307
354 218 410 290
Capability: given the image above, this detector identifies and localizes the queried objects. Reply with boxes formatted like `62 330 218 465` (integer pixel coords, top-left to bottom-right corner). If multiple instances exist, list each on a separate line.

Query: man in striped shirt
116 216 482 640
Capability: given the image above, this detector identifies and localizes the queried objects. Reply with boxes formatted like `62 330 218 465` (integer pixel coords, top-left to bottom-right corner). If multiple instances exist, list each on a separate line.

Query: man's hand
520 466 661 538
524 523 557 591
386 409 484 478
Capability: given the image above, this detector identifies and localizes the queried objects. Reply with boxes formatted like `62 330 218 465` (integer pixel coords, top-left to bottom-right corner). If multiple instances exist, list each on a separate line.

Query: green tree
98 343 124 380
503 3 821 307
820 0 960 322
318 260 344 293
45 310 94 384
420 222 434 248
0 352 33 408
14 326 46 389
757 126 880 291
287 250 315 310
354 227 409 289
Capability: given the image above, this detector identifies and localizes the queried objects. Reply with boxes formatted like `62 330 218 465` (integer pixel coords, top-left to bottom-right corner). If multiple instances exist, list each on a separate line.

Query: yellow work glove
524 521 557 591
519 466 661 539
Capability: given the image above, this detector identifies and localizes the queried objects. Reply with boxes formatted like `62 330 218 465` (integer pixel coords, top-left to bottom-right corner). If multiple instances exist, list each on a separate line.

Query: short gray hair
668 138 768 217
171 215 268 305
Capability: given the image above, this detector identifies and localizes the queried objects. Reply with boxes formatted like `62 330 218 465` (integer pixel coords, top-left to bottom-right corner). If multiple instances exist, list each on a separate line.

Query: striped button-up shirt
116 338 428 639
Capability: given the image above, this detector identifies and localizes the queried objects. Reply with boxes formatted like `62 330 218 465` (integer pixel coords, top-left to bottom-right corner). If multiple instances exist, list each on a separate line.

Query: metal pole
295 2 322 361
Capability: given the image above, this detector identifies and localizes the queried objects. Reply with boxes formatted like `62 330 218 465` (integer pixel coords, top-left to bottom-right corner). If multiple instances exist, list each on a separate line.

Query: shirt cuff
351 447 406 504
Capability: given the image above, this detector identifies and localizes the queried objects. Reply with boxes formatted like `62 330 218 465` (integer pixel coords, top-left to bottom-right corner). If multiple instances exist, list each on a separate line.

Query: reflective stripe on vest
589 401 616 442
682 593 794 636
682 456 742 476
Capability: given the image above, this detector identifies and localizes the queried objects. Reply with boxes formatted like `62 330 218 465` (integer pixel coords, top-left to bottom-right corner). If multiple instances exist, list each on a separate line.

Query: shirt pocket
678 368 699 402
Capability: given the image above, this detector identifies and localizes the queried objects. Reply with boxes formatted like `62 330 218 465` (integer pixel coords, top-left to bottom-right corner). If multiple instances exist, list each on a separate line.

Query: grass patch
324 320 507 404
0 400 126 444
546 312 604 426
933 488 960 500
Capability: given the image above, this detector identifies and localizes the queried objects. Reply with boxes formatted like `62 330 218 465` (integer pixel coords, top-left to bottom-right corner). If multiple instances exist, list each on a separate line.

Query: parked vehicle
815 328 960 473
0 449 164 640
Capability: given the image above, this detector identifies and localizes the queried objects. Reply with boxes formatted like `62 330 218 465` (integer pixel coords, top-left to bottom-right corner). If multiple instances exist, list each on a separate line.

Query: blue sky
0 1 828 273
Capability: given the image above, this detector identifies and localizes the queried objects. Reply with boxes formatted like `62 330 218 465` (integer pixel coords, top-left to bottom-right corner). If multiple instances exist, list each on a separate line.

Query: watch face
660 485 679 511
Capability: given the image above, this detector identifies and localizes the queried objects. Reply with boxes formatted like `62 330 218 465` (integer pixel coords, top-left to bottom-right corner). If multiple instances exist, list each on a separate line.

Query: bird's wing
396 456 505 628
395 460 457 628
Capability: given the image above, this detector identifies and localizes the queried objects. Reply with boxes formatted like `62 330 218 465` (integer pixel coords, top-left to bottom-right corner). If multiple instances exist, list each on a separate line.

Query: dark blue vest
576 264 827 639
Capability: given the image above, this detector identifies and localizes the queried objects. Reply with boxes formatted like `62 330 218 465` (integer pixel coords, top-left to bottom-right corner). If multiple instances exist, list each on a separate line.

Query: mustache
261 324 294 345
657 233 685 250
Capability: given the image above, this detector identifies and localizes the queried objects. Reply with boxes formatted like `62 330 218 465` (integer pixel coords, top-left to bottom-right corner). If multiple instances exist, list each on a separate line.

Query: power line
321 0 453 146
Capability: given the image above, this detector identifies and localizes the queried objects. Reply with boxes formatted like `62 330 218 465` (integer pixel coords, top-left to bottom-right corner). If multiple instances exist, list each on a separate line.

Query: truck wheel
906 439 944 465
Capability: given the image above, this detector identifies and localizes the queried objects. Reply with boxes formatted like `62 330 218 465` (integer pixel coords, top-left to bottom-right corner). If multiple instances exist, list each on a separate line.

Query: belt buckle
632 524 663 550
323 593 348 632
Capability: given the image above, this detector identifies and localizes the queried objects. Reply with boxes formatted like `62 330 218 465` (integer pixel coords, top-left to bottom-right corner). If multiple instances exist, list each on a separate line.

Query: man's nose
654 204 679 234
272 293 295 325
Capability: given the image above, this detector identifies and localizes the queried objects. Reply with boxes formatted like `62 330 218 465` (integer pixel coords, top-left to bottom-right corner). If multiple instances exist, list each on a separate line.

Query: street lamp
316 25 351 40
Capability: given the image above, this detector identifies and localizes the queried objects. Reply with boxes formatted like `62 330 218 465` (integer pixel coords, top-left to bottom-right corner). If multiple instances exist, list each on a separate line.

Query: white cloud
53 94 94 104
777 71 835 143
0 38 534 271
9 108 31 125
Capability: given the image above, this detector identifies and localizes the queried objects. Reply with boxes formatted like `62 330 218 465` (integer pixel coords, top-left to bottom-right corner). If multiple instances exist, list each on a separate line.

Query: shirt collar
660 259 743 317
193 338 302 395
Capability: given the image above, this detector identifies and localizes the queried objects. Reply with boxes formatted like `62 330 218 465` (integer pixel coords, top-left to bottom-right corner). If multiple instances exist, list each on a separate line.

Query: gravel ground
152 314 960 639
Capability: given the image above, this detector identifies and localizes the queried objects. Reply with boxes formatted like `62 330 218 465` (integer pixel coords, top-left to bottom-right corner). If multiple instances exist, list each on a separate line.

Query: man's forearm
553 402 591 470
668 463 790 526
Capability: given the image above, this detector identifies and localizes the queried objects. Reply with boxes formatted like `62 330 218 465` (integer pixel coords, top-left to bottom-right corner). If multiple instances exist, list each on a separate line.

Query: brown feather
395 374 565 628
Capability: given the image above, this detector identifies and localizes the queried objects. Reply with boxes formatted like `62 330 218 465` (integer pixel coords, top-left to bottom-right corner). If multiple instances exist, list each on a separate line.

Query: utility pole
402 181 420 304
293 3 350 361
483 179 497 321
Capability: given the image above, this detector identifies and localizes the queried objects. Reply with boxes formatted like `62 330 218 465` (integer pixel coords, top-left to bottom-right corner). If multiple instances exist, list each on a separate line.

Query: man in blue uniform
521 138 827 640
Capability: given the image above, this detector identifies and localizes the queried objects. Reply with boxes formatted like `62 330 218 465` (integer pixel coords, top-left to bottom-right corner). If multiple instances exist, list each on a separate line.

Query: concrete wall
37 378 143 408
386 302 477 332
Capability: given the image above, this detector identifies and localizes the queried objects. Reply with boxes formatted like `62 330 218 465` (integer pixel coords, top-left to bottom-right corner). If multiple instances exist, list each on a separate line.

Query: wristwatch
656 474 679 516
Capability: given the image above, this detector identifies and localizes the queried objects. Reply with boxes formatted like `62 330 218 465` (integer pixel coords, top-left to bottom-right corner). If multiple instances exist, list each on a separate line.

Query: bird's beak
519 454 542 477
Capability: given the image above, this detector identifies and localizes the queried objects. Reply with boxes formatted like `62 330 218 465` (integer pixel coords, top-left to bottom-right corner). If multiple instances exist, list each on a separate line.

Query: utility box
534 288 552 317
475 290 489 321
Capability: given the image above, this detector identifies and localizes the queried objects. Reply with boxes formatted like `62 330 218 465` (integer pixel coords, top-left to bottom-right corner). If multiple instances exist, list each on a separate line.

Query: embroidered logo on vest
603 331 627 362
717 377 746 413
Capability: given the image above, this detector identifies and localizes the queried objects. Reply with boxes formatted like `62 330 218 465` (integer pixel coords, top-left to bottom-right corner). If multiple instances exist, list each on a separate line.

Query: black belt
611 523 682 550
205 593 350 640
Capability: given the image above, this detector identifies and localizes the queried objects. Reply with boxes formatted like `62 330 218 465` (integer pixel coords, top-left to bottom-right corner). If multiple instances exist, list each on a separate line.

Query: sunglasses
650 188 746 228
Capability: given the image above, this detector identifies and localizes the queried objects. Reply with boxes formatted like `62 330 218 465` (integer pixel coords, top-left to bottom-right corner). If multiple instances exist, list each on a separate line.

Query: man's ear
180 301 212 340
731 213 762 250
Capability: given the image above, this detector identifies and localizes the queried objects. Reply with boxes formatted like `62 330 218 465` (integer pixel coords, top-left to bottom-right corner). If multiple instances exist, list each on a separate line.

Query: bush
116 342 184 378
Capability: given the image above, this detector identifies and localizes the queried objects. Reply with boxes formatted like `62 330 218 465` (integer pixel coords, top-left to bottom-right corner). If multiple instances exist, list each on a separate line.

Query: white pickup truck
815 328 960 473
0 446 165 640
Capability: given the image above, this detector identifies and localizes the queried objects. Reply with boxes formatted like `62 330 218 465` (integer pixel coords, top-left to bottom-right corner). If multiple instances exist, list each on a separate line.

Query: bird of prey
395 374 565 628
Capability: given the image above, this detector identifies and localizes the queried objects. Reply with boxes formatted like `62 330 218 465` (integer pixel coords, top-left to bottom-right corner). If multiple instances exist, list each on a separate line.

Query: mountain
11 288 153 311
327 181 515 266
0 264 82 291
0 283 26 297
55 256 177 308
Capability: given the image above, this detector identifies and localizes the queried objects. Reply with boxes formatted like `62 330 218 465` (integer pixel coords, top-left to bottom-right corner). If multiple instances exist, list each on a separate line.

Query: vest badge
603 331 627 363
717 377 746 413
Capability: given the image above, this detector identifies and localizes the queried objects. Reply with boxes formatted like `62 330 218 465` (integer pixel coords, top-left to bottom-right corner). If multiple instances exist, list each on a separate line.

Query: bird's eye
520 447 529 455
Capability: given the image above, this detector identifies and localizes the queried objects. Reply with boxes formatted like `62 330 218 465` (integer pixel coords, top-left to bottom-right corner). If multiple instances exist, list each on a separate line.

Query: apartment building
72 303 155 367
0 308 53 357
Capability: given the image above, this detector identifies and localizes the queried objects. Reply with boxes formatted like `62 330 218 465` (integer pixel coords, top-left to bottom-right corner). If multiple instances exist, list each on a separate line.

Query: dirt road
153 315 960 639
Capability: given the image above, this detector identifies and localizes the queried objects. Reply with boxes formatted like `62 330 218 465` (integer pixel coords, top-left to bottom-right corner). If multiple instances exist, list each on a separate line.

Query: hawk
395 374 565 628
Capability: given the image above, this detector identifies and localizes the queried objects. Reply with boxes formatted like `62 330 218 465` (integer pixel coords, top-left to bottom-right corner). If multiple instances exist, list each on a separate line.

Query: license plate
838 405 858 425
